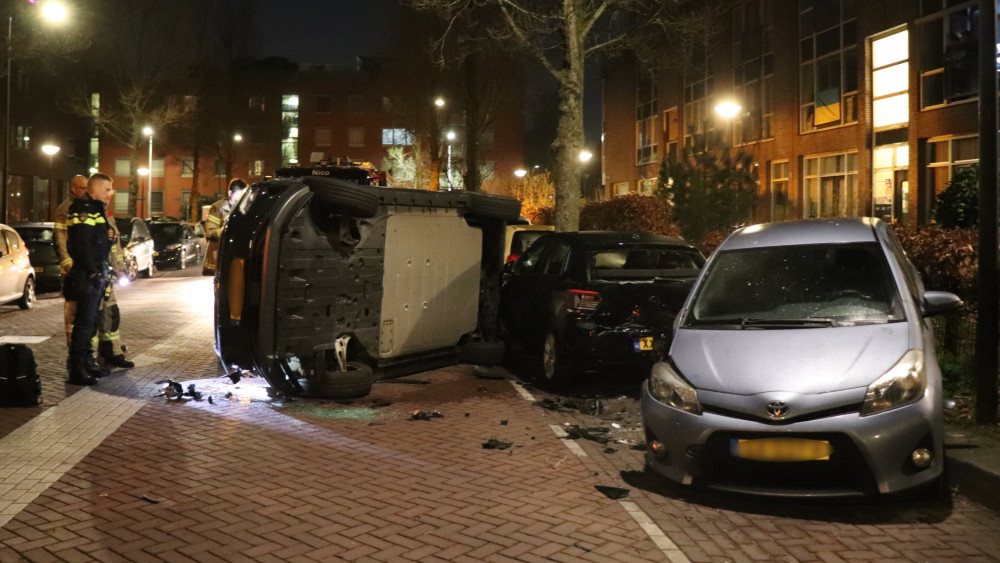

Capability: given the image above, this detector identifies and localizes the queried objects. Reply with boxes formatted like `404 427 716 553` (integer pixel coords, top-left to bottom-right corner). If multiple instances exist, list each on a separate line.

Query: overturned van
214 175 521 398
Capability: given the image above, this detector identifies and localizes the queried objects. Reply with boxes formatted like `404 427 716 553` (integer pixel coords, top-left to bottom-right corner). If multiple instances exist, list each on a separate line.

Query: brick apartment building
602 0 988 227
97 57 525 221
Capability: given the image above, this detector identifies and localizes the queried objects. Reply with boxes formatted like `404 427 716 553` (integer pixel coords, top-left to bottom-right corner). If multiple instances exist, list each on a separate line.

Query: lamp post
714 100 742 145
137 167 149 218
445 130 456 189
142 126 153 218
1 0 67 223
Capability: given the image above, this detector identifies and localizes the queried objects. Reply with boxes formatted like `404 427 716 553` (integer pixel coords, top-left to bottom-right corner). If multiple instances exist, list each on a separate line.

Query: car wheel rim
25 281 34 306
180 250 186 269
542 333 557 380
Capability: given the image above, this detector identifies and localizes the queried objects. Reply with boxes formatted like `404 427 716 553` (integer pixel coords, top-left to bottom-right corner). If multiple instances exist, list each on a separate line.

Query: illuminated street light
434 97 445 108
514 169 527 178
1 0 68 222
40 144 60 156
233 133 243 142
714 101 742 119
579 150 593 163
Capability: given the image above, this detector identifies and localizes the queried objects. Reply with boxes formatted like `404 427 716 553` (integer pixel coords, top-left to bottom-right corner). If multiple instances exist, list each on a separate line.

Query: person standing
97 199 134 369
65 174 115 385
54 175 89 345
202 178 247 276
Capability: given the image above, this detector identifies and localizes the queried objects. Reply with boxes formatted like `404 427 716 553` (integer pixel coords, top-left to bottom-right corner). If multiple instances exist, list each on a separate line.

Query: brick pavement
0 272 999 562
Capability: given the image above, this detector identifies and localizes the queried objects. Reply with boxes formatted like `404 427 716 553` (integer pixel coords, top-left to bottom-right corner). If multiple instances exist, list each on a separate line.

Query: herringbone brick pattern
2 270 1000 562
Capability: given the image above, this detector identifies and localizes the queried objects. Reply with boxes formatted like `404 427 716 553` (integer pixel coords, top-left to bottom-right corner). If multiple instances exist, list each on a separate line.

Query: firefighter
54 175 89 345
98 205 134 369
202 178 247 276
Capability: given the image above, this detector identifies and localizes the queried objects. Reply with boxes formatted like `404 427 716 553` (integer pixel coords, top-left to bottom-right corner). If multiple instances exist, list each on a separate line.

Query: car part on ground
640 217 963 498
500 231 705 388
215 175 521 399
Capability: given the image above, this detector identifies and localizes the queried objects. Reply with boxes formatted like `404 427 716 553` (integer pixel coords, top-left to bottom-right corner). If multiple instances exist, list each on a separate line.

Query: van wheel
306 178 380 218
463 192 522 221
16 278 35 310
178 249 187 270
140 260 153 278
125 257 138 281
307 362 374 399
461 340 506 365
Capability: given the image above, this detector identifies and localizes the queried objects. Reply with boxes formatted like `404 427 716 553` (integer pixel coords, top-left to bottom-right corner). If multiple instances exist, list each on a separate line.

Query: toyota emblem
766 400 789 419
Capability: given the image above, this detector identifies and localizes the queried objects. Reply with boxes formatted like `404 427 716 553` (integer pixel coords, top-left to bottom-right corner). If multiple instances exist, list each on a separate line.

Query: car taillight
505 253 519 264
568 289 601 313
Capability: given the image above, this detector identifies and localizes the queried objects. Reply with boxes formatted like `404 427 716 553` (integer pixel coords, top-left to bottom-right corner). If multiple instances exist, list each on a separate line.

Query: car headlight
648 361 702 414
861 350 926 416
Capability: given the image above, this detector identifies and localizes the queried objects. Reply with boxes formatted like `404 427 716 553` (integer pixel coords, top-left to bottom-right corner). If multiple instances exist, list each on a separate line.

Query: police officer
202 178 247 276
65 174 115 385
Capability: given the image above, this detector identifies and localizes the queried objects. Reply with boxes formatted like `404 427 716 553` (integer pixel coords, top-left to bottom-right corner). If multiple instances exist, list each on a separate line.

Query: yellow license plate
34 266 43 273
732 438 832 462
153 251 159 256
634 336 653 351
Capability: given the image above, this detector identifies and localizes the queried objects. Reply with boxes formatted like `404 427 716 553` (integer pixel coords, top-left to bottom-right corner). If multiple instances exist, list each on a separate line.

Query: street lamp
143 126 153 218
714 100 742 145
514 169 527 178
445 130 456 188
137 167 149 218
1 0 67 223
579 150 593 163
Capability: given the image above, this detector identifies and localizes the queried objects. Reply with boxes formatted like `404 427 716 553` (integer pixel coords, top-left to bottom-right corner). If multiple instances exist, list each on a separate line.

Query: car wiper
739 317 834 328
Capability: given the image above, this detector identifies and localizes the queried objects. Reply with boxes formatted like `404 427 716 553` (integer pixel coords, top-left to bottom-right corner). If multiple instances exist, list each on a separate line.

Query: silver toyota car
640 218 962 497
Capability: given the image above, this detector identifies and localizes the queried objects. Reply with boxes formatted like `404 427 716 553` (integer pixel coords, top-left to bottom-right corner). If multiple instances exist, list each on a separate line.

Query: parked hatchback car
113 217 155 280
0 223 35 309
501 231 705 386
149 221 202 269
13 222 61 292
640 218 962 497
215 173 521 399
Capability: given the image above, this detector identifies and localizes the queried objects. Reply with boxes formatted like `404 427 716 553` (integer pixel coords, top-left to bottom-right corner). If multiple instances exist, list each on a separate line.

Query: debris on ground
473 365 506 380
594 485 630 500
562 424 612 444
533 397 579 412
579 399 603 415
603 447 617 454
500 420 508 426
208 396 214 404
140 494 163 504
409 409 444 421
482 438 513 450
154 379 184 400
371 398 392 407
186 384 203 401
377 378 431 385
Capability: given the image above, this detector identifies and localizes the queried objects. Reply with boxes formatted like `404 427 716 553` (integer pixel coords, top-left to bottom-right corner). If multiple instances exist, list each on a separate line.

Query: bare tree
409 0 713 230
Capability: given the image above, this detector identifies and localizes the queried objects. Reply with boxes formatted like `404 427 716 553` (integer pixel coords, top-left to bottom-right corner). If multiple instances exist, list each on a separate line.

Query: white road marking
0 336 51 344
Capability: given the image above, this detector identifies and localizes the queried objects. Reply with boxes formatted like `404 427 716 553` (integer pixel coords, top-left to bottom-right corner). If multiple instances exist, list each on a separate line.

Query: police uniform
65 194 113 383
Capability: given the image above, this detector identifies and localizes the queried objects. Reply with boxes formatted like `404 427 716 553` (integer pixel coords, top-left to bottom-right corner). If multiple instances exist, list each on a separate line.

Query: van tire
306 178 380 218
463 192 522 221
461 340 506 365
308 362 374 399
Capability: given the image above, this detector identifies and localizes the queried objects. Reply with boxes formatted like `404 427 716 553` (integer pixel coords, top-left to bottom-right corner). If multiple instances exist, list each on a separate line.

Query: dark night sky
255 0 399 65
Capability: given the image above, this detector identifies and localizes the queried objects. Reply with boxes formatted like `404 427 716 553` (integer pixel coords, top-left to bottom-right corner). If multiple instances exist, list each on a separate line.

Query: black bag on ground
0 343 42 407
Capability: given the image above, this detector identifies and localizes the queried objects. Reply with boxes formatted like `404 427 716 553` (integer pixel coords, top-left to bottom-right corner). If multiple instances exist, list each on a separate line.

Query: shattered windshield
687 242 905 327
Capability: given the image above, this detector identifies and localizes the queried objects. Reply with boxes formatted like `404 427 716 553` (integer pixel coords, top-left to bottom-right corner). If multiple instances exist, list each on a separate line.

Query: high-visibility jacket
202 197 232 275
54 196 78 275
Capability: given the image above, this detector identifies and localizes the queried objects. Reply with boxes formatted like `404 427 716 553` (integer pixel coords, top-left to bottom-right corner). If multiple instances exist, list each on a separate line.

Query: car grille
695 431 879 495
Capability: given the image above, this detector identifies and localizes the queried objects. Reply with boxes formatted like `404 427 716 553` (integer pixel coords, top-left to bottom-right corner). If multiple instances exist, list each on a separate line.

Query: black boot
105 354 134 369
67 361 97 386
86 358 111 378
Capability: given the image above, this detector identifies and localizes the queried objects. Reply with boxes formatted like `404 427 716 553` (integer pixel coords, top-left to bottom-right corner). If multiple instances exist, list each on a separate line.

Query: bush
932 165 978 228
891 224 978 307
579 195 680 237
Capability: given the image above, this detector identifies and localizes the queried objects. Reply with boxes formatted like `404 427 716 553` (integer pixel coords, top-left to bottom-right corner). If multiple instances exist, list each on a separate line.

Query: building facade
97 57 525 221
602 0 990 227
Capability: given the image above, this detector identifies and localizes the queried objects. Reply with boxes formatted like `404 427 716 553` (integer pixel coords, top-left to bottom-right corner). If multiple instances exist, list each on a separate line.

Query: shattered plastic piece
563 425 612 444
500 420 508 426
140 494 162 504
611 422 621 429
603 447 617 454
594 485 630 500
224 391 234 399
482 438 513 450
265 387 283 399
371 398 392 407
580 399 603 415
409 409 445 421
208 396 214 405
224 371 242 384
159 380 184 400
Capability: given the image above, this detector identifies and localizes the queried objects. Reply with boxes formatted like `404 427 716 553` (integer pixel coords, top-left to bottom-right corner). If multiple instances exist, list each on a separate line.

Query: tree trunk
190 142 202 222
552 4 585 232
128 150 140 218
463 56 482 193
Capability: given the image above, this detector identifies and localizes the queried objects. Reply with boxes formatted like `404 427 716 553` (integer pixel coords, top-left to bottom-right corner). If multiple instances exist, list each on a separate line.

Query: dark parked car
215 172 521 399
13 222 61 292
112 217 155 280
149 221 202 269
500 231 705 385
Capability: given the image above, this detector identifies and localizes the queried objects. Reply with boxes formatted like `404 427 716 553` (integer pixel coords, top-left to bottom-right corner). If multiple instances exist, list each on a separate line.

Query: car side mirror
923 291 962 317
